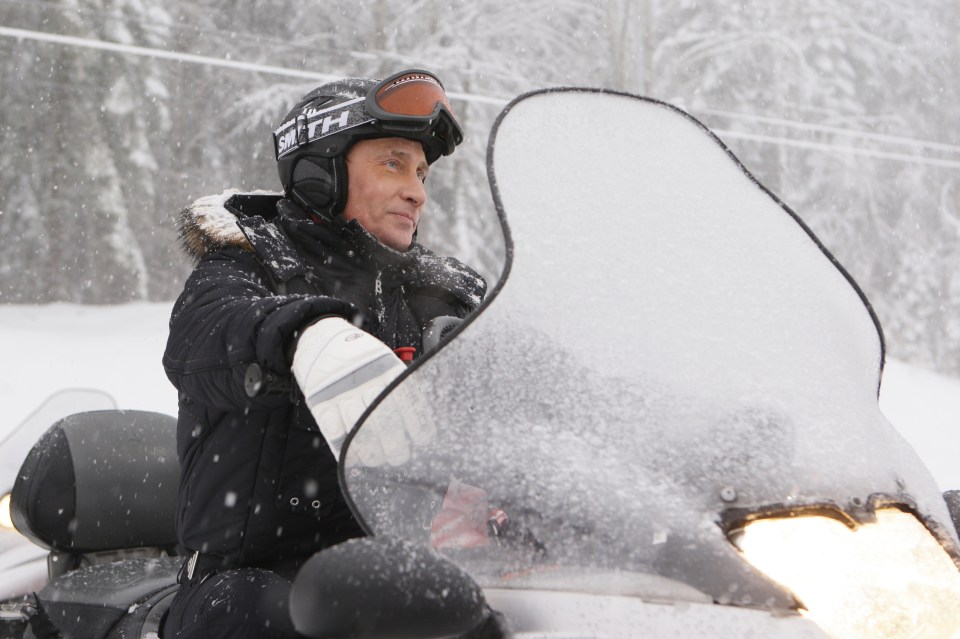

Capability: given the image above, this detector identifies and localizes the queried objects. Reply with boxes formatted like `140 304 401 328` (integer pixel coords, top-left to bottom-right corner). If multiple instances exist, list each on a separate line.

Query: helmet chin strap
292 190 335 225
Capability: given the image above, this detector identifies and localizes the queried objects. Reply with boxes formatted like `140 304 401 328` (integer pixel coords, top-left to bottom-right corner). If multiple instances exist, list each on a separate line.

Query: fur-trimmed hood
177 189 275 262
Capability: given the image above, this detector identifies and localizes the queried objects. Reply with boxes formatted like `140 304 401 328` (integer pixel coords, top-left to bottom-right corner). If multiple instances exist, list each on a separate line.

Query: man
161 69 486 638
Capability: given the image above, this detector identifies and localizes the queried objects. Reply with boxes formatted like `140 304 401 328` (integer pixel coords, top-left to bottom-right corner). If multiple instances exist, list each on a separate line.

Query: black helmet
274 69 463 219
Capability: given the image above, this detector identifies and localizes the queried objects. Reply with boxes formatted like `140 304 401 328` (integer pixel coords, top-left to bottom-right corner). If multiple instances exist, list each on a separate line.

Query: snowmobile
3 88 960 639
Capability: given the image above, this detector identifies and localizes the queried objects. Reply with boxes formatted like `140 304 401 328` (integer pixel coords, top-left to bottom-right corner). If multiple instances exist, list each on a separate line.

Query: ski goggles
274 69 463 161
365 69 463 156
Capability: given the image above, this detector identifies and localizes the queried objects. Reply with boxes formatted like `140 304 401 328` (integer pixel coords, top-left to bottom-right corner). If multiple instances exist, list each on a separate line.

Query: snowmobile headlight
0 493 14 530
731 507 960 639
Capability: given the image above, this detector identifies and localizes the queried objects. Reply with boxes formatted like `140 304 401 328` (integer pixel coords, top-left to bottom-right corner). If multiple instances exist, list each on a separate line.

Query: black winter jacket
163 191 485 569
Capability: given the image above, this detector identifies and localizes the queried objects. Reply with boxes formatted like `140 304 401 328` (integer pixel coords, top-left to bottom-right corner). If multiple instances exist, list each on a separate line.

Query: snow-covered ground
1 302 179 423
1 303 958 491
878 359 960 491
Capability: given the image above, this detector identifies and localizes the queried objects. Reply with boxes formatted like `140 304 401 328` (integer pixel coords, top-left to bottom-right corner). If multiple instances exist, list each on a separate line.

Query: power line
696 106 960 156
712 129 960 169
0 25 339 81
0 25 510 106
1 24 957 168
0 0 371 65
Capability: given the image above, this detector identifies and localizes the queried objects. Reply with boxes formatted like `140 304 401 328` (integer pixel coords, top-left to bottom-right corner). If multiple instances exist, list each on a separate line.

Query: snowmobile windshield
0 389 117 556
1 389 116 495
340 89 958 606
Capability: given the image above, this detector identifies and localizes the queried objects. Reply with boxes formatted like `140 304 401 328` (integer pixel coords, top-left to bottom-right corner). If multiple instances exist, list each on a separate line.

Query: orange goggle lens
374 72 456 119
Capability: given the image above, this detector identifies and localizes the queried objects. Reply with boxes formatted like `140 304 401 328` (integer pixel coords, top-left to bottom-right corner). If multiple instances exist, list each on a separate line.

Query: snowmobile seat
10 410 182 639
22 557 181 639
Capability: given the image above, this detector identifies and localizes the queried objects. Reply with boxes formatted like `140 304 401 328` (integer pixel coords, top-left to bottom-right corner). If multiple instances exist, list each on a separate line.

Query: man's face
342 137 429 251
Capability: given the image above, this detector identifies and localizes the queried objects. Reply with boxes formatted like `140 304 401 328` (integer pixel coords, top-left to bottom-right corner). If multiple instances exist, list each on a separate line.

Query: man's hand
292 317 407 463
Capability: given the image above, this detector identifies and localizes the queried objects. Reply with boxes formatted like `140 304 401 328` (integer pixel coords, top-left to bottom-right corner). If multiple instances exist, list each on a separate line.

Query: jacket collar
176 190 486 309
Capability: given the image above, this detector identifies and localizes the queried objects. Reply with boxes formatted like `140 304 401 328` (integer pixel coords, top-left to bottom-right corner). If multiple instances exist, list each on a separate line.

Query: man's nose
402 173 427 207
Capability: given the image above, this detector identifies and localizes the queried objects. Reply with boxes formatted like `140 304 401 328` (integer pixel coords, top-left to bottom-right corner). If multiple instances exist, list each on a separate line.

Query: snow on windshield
344 91 955 606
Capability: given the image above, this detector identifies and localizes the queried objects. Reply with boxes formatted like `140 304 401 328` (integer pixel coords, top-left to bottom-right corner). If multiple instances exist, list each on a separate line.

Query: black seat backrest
10 410 179 558
10 410 181 639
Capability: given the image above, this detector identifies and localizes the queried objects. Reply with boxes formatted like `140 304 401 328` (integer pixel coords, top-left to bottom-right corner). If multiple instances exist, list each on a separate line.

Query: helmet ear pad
288 154 350 218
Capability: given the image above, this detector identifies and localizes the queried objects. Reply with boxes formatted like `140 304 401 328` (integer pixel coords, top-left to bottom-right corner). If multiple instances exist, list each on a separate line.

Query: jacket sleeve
163 247 355 410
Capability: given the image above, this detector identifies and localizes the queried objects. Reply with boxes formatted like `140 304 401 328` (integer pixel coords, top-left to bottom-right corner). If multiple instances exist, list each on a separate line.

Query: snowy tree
0 0 177 302
619 0 960 373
